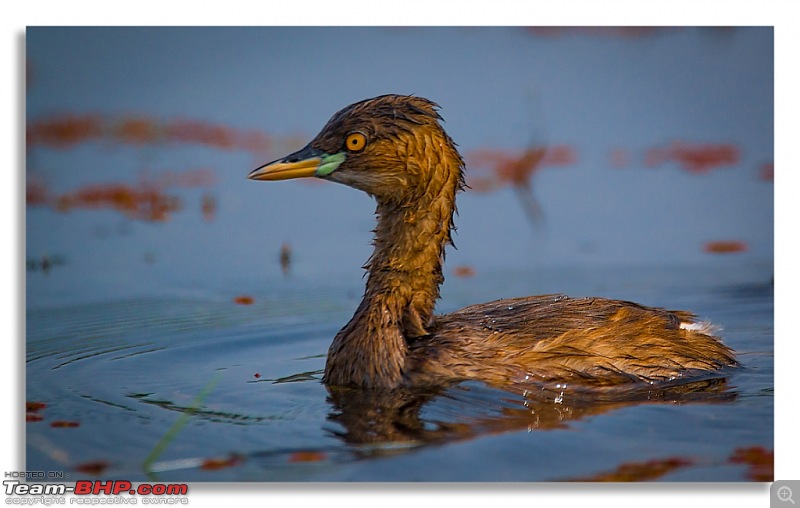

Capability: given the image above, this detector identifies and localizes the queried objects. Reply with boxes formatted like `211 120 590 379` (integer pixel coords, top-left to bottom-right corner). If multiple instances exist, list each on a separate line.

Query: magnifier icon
779 486 795 504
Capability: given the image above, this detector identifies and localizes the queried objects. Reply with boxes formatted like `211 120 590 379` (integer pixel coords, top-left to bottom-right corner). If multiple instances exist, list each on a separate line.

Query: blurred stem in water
513 179 544 226
142 373 222 478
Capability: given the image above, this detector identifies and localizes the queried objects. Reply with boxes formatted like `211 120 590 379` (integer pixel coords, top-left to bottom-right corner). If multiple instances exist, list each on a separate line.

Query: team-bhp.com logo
4 479 189 504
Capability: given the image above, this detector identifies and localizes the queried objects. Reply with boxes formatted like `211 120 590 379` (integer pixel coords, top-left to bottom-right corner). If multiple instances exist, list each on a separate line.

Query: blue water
26 260 773 481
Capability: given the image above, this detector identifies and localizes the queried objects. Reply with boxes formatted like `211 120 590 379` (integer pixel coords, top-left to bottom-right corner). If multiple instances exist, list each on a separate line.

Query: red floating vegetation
234 296 255 305
50 420 80 428
542 145 578 166
115 117 162 145
466 145 577 192
54 183 182 223
645 141 740 174
200 454 244 471
453 265 476 278
26 114 104 149
25 114 290 224
26 177 51 206
288 451 327 463
27 114 273 155
26 401 47 421
703 240 748 254
27 168 219 223
75 460 111 476
728 446 773 482
759 162 774 182
466 145 575 226
566 456 694 482
26 401 47 412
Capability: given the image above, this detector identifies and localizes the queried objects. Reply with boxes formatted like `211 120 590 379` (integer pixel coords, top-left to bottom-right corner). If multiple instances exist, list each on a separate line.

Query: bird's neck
325 143 463 388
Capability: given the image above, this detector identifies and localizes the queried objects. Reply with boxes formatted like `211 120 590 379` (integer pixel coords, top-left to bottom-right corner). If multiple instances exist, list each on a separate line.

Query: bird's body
406 295 728 387
249 94 737 390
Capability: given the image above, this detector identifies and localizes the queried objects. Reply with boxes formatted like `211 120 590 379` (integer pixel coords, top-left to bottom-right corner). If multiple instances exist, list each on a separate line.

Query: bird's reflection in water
324 376 736 452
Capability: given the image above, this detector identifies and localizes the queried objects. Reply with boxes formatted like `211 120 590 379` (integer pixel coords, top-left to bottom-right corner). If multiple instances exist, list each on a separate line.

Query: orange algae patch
566 456 694 482
288 451 327 463
26 401 47 422
27 401 47 412
645 141 740 174
466 145 577 190
729 446 773 481
464 145 576 225
27 168 218 223
703 241 748 254
54 183 182 223
26 114 104 148
453 265 476 278
115 118 162 145
50 421 80 428
200 454 244 471
27 113 273 154
75 461 111 476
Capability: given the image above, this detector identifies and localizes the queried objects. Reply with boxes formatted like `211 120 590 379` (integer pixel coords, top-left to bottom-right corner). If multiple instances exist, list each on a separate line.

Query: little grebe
249 94 738 390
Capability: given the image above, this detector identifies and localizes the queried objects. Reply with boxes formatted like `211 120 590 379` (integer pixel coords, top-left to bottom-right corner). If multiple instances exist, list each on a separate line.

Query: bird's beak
248 145 345 181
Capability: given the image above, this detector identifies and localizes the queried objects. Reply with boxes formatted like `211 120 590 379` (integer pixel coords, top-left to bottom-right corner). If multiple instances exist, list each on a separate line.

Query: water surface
26 263 773 482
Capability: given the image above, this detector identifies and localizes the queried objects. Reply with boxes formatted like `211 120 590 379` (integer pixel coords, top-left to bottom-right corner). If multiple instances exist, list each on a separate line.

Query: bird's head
248 94 463 204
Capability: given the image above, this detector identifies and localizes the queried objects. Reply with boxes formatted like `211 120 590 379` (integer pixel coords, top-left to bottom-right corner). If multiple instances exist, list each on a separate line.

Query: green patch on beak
315 152 346 177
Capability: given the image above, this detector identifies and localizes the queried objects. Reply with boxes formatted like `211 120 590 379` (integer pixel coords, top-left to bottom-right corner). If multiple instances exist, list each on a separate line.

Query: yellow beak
249 145 346 181
248 157 322 181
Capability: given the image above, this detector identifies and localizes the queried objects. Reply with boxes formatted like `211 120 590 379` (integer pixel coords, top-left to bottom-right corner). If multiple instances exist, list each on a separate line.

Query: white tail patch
680 321 721 335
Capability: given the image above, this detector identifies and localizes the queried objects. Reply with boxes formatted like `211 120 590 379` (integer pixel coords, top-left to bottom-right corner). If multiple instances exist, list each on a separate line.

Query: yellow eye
345 132 367 153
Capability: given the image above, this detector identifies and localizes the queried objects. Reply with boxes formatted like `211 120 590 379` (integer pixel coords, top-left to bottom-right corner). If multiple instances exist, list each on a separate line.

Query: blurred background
25 26 773 305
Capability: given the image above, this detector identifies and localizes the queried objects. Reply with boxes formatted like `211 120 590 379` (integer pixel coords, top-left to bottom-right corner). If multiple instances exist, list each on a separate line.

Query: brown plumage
249 94 738 390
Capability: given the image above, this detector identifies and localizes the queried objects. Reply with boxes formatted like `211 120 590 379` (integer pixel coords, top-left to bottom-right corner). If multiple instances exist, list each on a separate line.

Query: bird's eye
345 132 367 153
